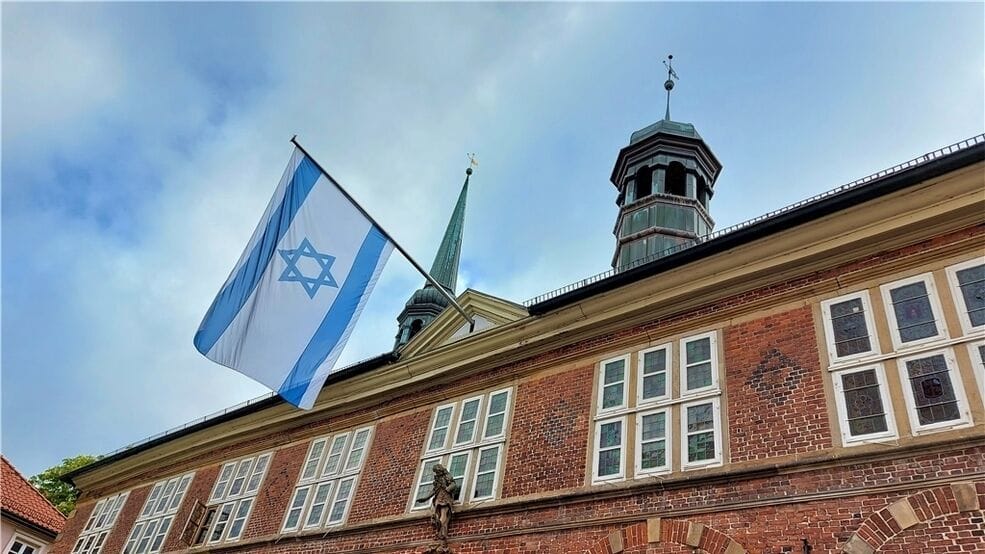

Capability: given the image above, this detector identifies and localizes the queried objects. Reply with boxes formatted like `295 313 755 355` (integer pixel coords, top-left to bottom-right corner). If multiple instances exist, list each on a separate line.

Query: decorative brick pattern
348 409 432 523
243 443 305 538
163 464 219 550
48 500 95 554
501 364 594 498
725 305 832 462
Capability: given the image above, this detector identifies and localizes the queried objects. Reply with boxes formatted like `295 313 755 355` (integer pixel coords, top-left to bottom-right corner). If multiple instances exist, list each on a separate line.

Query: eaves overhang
61 352 398 486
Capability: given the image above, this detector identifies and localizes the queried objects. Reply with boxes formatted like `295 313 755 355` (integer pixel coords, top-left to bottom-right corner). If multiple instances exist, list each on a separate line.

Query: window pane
227 499 252 540
484 412 506 438
604 360 625 384
643 349 666 373
599 421 622 448
136 519 158 553
841 369 889 436
304 483 333 528
686 363 712 390
597 449 621 477
685 338 711 364
641 413 666 441
150 517 172 552
322 435 348 476
414 460 441 508
830 298 872 356
344 430 370 471
211 464 235 501
906 355 960 425
328 479 353 523
686 403 713 433
642 374 666 399
245 457 268 494
956 264 985 327
687 432 715 462
228 459 253 497
640 441 666 469
448 453 469 501
602 383 624 408
209 503 233 542
284 487 309 530
142 486 161 517
473 447 500 498
890 282 938 342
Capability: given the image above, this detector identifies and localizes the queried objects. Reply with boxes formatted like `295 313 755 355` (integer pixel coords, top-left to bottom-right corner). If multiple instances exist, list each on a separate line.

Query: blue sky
2 3 982 477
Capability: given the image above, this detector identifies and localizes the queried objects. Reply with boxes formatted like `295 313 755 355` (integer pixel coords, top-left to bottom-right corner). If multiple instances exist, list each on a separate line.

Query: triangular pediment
399 289 528 358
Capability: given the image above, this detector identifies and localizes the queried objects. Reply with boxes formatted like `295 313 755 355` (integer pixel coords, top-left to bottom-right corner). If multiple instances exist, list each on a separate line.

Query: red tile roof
1 456 66 535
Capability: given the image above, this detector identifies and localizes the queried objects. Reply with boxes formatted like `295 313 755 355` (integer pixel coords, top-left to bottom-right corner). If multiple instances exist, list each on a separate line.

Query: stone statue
418 463 459 543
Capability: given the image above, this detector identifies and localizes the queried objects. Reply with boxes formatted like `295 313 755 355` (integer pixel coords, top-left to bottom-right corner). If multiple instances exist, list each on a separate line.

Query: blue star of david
278 238 338 299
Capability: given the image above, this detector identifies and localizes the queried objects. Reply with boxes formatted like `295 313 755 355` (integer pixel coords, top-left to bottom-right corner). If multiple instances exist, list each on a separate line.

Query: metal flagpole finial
662 54 679 121
466 153 478 175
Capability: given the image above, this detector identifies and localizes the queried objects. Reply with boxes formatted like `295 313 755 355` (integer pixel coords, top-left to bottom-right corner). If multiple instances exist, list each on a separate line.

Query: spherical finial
465 167 473 175
664 79 675 91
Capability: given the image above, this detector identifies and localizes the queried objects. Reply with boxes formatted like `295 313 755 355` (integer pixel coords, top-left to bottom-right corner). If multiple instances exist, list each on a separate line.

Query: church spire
393 157 476 350
663 54 679 121
427 165 471 292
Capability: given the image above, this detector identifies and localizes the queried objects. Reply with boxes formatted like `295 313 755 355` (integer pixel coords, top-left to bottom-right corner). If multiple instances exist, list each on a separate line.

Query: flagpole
290 136 476 331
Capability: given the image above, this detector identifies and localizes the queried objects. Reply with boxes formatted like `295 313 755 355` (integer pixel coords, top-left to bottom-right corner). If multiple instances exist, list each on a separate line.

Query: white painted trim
831 364 899 445
482 387 513 441
896 348 973 434
409 457 443 512
300 481 334 530
680 397 723 470
820 290 882 366
679 331 719 396
446 449 473 504
880 272 949 351
452 395 485 447
425 403 457 453
4 532 43 554
946 257 985 335
597 354 631 414
634 407 671 477
637 343 672 406
470 444 503 502
326 476 358 526
280 485 312 532
592 416 627 484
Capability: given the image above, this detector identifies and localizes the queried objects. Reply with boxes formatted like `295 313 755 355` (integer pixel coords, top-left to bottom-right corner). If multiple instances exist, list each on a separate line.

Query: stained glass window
685 402 717 463
840 369 889 436
639 411 668 471
905 354 960 426
830 298 873 357
888 281 939 342
955 263 985 328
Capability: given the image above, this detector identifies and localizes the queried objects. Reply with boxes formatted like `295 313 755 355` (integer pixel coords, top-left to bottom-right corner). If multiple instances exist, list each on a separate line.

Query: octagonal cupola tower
610 55 723 269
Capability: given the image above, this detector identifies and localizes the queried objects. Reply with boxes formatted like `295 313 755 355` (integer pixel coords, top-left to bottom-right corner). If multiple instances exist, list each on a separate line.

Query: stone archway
587 519 747 554
842 481 983 553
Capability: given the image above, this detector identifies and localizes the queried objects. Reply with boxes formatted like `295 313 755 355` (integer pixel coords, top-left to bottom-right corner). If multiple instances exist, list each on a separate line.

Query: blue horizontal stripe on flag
278 226 388 406
194 155 322 356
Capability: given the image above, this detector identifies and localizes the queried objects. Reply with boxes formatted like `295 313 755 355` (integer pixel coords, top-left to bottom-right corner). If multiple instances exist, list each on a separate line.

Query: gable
399 289 528 358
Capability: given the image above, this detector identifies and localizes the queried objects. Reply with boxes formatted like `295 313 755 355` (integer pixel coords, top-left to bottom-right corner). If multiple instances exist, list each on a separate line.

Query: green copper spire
427 167 470 292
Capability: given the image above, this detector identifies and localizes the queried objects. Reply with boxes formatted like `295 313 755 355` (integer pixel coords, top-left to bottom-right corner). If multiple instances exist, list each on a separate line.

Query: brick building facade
53 122 985 554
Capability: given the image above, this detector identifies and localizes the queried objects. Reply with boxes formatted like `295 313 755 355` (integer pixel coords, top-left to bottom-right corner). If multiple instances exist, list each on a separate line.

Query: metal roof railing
523 133 985 307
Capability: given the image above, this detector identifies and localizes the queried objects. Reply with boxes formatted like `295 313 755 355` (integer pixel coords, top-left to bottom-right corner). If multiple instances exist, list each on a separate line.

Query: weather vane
467 153 478 175
663 54 678 121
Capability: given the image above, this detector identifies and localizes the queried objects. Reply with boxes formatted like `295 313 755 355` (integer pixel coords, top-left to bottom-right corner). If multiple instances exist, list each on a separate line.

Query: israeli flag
195 147 393 409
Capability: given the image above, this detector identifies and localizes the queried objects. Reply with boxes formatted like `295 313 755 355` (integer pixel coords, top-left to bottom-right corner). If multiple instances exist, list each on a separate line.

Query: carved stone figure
418 463 459 542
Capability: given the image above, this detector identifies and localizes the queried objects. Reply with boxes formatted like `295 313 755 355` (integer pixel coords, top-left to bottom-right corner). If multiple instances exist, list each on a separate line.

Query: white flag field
194 146 393 409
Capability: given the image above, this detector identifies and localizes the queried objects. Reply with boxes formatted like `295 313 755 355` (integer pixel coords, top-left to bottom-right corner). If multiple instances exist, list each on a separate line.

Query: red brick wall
348 409 431 523
723 305 832 462
49 500 95 554
243 443 305 538
501 364 594 497
161 464 219 550
101 484 150 553
878 511 985 552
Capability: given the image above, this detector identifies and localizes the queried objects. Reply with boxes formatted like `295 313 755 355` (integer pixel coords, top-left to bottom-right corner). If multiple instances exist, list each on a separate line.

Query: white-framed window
281 426 373 532
946 258 985 335
123 472 194 554
820 291 881 364
830 364 898 445
897 349 972 433
634 408 670 476
638 344 671 404
72 491 129 554
5 534 41 554
597 355 630 413
681 398 722 468
593 417 627 482
880 273 948 350
410 388 513 510
197 453 271 545
680 332 718 395
591 331 723 484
